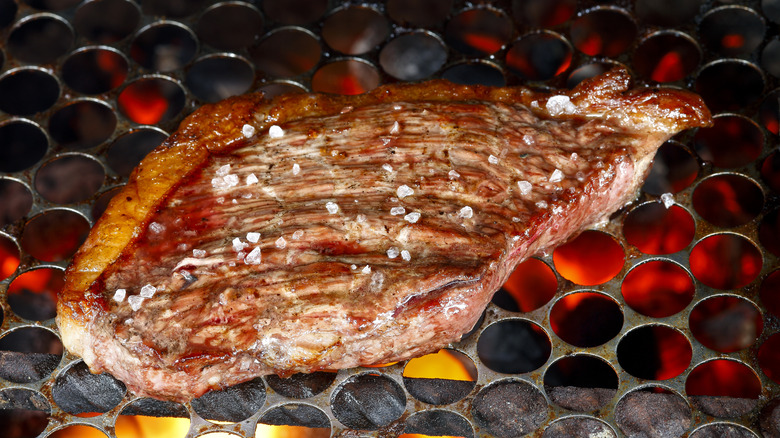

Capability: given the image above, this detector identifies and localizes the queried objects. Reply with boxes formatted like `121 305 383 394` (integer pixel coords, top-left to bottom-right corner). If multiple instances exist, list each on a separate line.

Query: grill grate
1 0 780 436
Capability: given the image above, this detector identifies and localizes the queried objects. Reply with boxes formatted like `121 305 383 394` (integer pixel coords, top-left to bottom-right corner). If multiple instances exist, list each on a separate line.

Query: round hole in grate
24 0 79 10
130 22 198 73
699 6 765 57
21 209 90 262
622 260 694 318
62 47 128 95
380 31 447 81
493 257 557 313
8 267 64 321
566 61 619 88
311 59 380 95
550 291 623 348
0 119 48 173
0 388 50 438
402 410 473 438
0 0 17 28
265 372 337 399
402 349 477 405
191 377 265 423
49 425 108 438
8 13 73 64
49 99 116 151
760 398 780 437
471 379 547 438
617 325 691 380
759 333 780 384
633 31 701 83
615 387 691 438
635 0 701 26
257 81 307 99
686 359 761 417
330 372 406 430
0 233 20 281
91 186 122 221
477 318 551 374
322 5 389 56
257 403 330 434
512 0 576 27
249 27 321 78
692 115 763 169
140 0 212 19
35 154 105 204
695 60 764 113
107 127 168 177
689 295 762 353
691 423 758 438
0 68 59 115
0 326 63 383
185 54 254 103
762 150 780 192
505 31 573 81
623 202 695 255
693 173 763 228
73 0 140 44
689 233 762 290
0 178 31 228
263 0 327 25
570 7 636 57
441 61 506 86
761 268 780 318
445 7 513 57
196 2 264 51
759 207 780 257
386 0 452 27
543 417 616 438
116 399 189 438
762 38 780 79
761 89 780 135
643 140 699 195
552 230 624 286
117 76 186 125
51 360 125 416
544 354 617 412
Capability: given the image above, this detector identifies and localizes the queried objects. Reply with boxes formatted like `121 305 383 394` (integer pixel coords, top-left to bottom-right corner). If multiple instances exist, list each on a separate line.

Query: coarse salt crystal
246 173 258 185
390 121 400 134
326 201 339 214
355 214 366 223
223 174 239 187
216 164 231 176
522 134 534 145
351 264 357 270
268 125 284 138
242 124 255 138
401 250 411 261
390 206 405 215
193 249 206 257
292 230 304 239
128 295 144 311
140 284 157 298
233 237 249 252
113 289 126 302
512 217 520 222
292 163 300 175
660 193 674 209
149 222 164 233
212 177 228 189
448 170 460 179
404 212 421 223
362 265 371 274
397 185 413 198
571 152 578 160
275 236 287 249
246 232 261 243
517 180 532 195
458 206 473 219
387 247 400 259
536 201 548 209
245 247 262 264
546 95 577 116
552 205 563 215
488 154 499 164
549 169 564 183
382 163 393 172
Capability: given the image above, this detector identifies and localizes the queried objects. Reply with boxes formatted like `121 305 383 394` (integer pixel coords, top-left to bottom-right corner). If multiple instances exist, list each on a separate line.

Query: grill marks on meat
57 68 711 401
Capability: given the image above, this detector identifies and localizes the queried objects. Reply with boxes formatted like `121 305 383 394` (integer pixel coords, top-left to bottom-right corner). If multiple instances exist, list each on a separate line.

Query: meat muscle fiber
57 67 711 402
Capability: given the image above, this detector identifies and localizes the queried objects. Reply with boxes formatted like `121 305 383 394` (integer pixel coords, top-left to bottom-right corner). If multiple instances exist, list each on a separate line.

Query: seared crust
57 67 711 400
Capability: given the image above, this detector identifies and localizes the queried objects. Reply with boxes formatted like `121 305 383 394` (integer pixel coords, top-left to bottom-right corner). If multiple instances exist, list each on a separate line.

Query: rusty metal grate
0 0 779 436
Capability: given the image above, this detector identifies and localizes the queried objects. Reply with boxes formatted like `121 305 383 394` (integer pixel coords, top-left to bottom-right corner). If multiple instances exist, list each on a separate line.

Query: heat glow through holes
693 174 764 228
543 355 618 412
633 31 701 83
379 32 448 81
49 425 107 438
759 333 780 384
552 230 624 286
690 296 762 353
322 6 389 56
403 349 477 405
492 258 557 312
445 8 513 57
117 77 185 125
689 234 762 290
570 7 637 57
250 28 321 78
477 319 551 374
566 62 617 88
550 292 623 348
760 269 780 318
311 60 380 95
512 0 576 28
617 325 692 380
762 150 780 193
21 209 90 262
7 267 63 321
0 388 50 438
505 32 572 81
760 89 780 135
115 399 189 438
686 360 761 407
699 6 766 57
0 234 20 281
692 115 763 169
621 260 695 318
623 203 695 255
61 48 128 95
643 141 699 195
759 207 780 256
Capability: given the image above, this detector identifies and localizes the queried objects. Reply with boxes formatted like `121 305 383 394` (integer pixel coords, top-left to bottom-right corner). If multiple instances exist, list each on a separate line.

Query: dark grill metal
0 0 779 436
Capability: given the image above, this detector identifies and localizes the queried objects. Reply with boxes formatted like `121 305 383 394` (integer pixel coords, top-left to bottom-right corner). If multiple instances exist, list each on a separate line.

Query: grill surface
1 0 780 437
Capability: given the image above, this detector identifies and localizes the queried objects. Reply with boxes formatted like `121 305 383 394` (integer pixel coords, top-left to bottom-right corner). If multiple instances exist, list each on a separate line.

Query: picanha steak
57 67 711 402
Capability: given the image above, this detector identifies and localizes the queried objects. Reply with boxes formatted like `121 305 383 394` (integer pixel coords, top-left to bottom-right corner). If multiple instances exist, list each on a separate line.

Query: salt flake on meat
128 295 144 311
140 284 157 298
326 202 339 214
292 230 303 239
242 124 255 138
549 169 564 183
397 185 413 198
404 212 421 223
458 206 473 219
517 181 532 195
661 192 674 209
361 265 371 274
113 289 126 302
401 250 411 261
391 206 405 215
192 249 206 257
216 164 231 176
382 163 393 172
390 121 400 134
355 214 366 223
268 125 284 138
246 173 258 185
275 236 287 249
233 238 249 252
245 247 262 264
149 222 165 233
387 247 400 259
246 232 260 243
546 95 577 116
223 174 239 187
448 170 460 179
488 154 499 164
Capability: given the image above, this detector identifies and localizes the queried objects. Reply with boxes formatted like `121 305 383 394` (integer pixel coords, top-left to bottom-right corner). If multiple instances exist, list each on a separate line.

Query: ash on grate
403 409 473 437
51 360 125 415
471 379 547 438
330 373 406 430
615 389 692 438
265 371 336 399
190 377 265 422
688 395 759 418
259 403 330 429
542 417 616 438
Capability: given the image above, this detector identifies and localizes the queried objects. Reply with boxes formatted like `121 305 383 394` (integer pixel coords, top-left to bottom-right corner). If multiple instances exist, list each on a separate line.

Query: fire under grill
0 0 779 436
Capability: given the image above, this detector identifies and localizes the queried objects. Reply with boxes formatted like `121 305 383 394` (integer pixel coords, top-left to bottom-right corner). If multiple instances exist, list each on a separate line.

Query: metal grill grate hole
445 7 513 57
330 372 405 430
322 6 389 56
570 7 636 57
617 325 692 380
492 257 557 312
49 99 117 151
196 2 264 51
0 233 19 281
0 388 50 438
264 372 336 399
615 388 691 438
61 47 128 96
543 354 617 412
693 115 763 169
185 55 254 104
471 379 547 438
623 202 695 255
257 403 330 430
7 267 63 321
695 61 765 112
249 27 321 79
762 149 780 191
20 209 89 262
386 0 452 28
50 425 107 438
699 6 766 57
642 140 699 195
762 268 780 318
0 178 32 228
402 349 476 405
0 69 59 116
190 377 265 423
51 360 125 416
7 14 74 65
691 424 758 438
35 154 105 204
552 230 624 286
689 295 762 353
689 233 762 290
106 128 168 177
0 327 62 383
633 31 701 83
441 61 506 86
91 187 122 221
0 120 48 172
622 260 695 318
379 31 448 81
550 292 623 348
505 31 572 81
759 207 780 256
693 174 764 227
116 77 186 125
311 59 380 95
131 22 198 73
73 0 140 44
477 319 551 373
686 359 761 417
